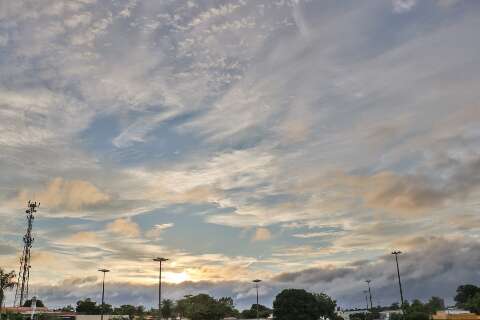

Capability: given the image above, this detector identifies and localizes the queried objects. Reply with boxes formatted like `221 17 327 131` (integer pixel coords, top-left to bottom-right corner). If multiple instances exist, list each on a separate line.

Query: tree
464 293 480 314
390 303 400 310
60 305 75 312
0 269 16 309
76 298 100 314
273 289 320 320
217 297 240 318
455 285 480 307
425 297 445 314
408 300 426 314
240 304 272 319
174 299 188 319
115 305 137 319
406 312 429 320
161 299 174 319
390 313 404 320
100 303 113 315
175 293 237 320
349 313 366 320
314 293 337 319
23 299 45 307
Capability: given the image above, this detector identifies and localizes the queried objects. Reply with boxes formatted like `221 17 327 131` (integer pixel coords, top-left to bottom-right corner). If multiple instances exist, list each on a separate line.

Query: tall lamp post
253 279 262 320
98 269 110 320
365 280 373 310
363 290 369 312
153 257 168 320
392 251 405 310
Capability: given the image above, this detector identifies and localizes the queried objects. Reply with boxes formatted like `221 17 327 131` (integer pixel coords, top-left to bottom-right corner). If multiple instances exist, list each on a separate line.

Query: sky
1 0 480 311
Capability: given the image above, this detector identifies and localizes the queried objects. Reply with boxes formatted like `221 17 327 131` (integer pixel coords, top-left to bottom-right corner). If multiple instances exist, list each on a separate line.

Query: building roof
433 311 480 320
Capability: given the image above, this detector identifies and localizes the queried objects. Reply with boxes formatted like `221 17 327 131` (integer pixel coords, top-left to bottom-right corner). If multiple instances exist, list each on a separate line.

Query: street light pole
392 251 405 309
98 269 110 320
253 279 262 320
363 290 369 312
365 280 373 310
153 258 168 320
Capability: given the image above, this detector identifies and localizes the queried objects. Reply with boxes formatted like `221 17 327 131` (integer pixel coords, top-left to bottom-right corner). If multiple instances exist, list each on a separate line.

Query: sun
164 272 189 284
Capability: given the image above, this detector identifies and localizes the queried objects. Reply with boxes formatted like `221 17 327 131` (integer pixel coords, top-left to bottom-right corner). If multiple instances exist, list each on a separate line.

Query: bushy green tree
100 303 113 314
408 300 426 314
456 285 480 307
273 289 320 320
115 305 137 319
60 305 75 312
464 293 480 314
175 293 238 320
161 299 174 319
349 312 366 320
0 269 16 309
76 298 100 314
240 304 272 318
314 293 337 319
23 299 45 308
425 297 445 314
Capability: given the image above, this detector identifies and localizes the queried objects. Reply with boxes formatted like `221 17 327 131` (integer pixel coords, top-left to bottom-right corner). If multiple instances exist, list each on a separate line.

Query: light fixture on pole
153 257 168 320
365 280 373 310
253 279 262 320
392 251 405 310
98 269 110 320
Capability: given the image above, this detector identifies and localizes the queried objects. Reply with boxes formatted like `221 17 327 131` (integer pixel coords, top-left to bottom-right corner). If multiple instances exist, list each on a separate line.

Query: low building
2 307 128 320
433 311 480 320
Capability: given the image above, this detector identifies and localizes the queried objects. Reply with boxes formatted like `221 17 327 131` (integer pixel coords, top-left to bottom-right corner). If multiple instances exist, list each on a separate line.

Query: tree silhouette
0 269 16 309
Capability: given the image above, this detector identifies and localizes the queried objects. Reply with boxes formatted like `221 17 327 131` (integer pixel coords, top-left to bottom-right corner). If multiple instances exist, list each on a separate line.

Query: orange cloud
106 218 140 237
252 227 272 241
14 177 110 211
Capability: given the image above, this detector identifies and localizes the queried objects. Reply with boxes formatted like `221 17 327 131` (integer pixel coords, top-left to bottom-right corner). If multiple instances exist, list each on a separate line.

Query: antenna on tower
14 201 39 307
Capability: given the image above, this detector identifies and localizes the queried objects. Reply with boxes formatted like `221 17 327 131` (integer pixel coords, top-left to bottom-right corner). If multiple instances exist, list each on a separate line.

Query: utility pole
15 201 39 307
253 279 262 320
153 257 168 320
365 280 373 310
392 251 405 309
98 269 110 320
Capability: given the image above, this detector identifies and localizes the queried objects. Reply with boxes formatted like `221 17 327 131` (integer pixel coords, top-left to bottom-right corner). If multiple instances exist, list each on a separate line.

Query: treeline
70 295 240 320
349 297 445 320
349 283 480 320
54 289 340 320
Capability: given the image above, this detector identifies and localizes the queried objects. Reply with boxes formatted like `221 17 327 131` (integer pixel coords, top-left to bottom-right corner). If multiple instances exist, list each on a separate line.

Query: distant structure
14 201 39 307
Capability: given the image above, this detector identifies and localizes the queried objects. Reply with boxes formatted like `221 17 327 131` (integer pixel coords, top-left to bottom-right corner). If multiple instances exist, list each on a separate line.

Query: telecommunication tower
14 201 39 307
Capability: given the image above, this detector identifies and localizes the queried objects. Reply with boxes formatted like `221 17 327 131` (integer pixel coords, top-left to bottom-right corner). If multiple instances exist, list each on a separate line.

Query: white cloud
146 223 174 239
392 0 417 13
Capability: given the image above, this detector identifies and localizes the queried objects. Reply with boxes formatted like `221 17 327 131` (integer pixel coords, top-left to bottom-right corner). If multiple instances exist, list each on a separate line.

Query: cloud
292 232 334 239
106 218 141 238
1 0 480 311
13 178 110 211
62 231 101 245
145 223 174 239
0 243 17 255
26 237 480 310
273 266 353 284
315 156 480 216
252 228 272 242
392 0 417 13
